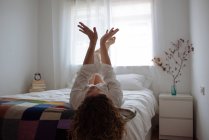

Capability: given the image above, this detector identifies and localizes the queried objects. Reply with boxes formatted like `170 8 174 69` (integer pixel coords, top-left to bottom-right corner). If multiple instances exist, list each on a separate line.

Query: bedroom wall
0 0 38 95
190 0 209 139
37 0 55 90
153 0 191 94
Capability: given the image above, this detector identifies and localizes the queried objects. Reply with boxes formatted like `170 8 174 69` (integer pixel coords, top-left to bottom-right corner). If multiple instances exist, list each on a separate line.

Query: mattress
0 88 158 140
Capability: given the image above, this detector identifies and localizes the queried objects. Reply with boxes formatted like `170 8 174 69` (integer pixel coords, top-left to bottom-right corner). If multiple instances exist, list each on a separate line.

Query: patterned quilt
0 98 75 140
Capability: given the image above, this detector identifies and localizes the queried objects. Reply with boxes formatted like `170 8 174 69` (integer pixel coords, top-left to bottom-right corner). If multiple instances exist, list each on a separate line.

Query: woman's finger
109 28 114 32
78 25 84 30
111 28 119 36
78 29 84 33
79 22 87 28
79 29 88 36
93 27 97 34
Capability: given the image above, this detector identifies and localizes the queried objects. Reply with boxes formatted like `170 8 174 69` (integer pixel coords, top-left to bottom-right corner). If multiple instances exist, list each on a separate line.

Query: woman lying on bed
70 22 125 140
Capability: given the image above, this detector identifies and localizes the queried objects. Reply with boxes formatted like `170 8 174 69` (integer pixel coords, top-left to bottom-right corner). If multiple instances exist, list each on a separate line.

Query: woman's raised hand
99 28 118 65
78 22 98 44
100 28 119 46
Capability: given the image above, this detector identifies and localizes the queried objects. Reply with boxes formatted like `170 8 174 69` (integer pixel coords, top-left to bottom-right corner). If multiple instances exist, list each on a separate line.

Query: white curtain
51 0 74 88
51 0 153 88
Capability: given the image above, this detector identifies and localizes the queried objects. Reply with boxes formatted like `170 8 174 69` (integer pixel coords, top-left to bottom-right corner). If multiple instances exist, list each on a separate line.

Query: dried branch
152 38 194 86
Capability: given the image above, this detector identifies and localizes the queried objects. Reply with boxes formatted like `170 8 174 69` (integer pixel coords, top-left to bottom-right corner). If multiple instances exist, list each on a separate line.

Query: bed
0 87 157 140
0 66 159 140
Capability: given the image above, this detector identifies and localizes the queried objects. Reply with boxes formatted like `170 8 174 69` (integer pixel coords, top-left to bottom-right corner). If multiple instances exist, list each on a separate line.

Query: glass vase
171 85 176 96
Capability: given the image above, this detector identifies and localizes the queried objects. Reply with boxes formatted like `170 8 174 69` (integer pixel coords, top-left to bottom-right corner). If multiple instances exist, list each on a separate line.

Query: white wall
37 0 55 90
153 0 191 94
0 0 38 95
190 0 209 139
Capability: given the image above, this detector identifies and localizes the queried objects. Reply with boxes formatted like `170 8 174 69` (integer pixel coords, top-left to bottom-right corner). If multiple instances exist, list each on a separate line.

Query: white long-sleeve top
70 64 123 110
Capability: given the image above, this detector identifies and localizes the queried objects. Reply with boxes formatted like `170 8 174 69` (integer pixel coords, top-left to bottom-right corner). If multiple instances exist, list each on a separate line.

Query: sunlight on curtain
51 0 78 88
110 0 153 66
51 0 153 88
69 0 153 66
69 0 110 65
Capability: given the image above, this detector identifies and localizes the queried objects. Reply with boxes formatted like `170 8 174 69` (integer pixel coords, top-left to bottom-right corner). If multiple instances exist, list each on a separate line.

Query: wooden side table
159 94 193 140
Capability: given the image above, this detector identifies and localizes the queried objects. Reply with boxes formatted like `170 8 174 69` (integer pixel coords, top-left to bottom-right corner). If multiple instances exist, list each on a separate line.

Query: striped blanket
0 98 75 140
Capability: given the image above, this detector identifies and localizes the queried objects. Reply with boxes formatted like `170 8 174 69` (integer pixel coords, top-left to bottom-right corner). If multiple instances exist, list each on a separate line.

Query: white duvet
1 88 158 140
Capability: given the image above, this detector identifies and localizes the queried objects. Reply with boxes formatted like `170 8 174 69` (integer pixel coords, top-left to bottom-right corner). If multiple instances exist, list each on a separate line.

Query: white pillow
116 74 147 90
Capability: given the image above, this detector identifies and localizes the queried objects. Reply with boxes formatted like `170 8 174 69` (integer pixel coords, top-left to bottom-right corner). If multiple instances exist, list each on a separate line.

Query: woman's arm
100 28 119 65
70 22 98 109
78 22 98 65
99 28 123 107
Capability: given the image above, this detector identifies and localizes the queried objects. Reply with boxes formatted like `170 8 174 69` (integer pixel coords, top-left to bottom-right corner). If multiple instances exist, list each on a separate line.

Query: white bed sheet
122 89 158 140
1 88 158 140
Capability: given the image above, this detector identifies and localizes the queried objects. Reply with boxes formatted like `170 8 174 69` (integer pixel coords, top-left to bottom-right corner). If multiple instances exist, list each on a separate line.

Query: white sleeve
70 64 97 109
100 64 123 107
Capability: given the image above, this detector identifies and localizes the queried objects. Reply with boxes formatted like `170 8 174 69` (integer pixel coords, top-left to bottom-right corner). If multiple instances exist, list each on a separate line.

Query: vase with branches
152 38 194 95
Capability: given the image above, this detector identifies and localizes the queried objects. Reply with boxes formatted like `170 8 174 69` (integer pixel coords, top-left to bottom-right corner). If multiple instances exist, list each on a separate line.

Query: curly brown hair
71 94 125 140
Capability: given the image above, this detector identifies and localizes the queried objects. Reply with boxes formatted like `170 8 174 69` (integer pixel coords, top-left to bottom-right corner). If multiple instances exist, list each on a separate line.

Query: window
70 0 153 66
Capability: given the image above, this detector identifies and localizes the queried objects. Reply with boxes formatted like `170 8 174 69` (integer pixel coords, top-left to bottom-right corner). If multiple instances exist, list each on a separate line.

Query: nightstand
159 94 193 140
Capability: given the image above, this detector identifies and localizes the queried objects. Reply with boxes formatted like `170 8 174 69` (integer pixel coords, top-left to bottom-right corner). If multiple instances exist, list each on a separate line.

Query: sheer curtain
51 0 74 88
69 0 153 66
51 0 153 88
